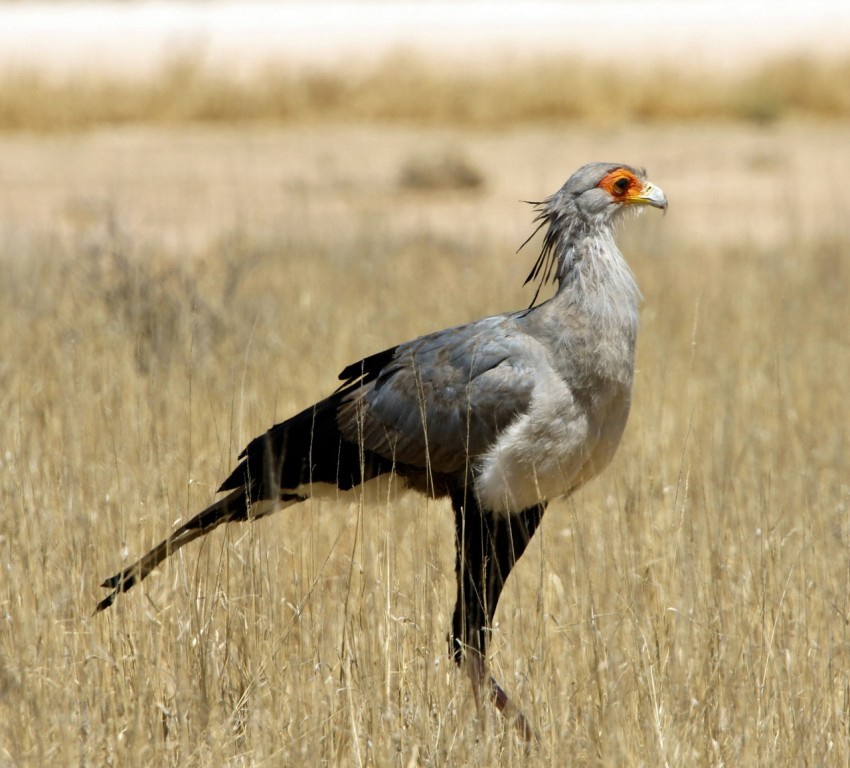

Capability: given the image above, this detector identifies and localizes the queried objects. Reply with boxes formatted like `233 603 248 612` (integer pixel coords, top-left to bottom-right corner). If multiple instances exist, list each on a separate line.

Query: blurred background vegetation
2 54 850 131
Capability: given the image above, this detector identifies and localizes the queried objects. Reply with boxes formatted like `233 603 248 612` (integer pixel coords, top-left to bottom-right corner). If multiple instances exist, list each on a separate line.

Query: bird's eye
613 176 631 194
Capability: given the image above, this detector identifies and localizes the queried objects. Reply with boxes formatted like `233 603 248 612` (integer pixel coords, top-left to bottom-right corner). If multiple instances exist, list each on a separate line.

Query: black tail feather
98 373 400 614
95 489 249 613
218 391 396 498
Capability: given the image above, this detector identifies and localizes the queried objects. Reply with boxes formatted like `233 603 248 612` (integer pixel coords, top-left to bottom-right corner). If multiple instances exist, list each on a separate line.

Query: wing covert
336 316 543 476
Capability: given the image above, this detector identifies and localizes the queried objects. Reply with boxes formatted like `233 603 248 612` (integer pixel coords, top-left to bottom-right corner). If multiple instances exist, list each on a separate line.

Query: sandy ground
1 122 848 263
1 1 849 77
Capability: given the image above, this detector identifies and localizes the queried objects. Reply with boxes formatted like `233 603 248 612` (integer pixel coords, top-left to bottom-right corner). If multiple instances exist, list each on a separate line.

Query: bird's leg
464 652 537 742
449 491 545 740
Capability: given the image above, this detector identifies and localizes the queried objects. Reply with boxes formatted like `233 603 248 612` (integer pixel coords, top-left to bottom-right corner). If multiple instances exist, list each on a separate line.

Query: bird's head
522 162 667 306
561 162 667 222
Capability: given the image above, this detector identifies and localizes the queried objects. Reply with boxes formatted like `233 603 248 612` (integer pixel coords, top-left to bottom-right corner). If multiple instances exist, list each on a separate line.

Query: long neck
555 217 641 332
525 214 641 386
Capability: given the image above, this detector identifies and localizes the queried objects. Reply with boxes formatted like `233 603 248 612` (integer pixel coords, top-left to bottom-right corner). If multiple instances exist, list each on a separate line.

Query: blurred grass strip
2 54 850 131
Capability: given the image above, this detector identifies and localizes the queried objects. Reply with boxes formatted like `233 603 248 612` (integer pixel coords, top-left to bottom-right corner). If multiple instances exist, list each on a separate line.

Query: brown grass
2 54 850 131
1 121 849 765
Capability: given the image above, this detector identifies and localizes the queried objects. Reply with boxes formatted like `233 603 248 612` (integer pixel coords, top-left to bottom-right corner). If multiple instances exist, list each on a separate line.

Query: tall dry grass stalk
1 123 848 765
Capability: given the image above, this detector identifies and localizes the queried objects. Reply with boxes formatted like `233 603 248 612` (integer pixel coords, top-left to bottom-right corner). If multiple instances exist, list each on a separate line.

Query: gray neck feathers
524 199 641 335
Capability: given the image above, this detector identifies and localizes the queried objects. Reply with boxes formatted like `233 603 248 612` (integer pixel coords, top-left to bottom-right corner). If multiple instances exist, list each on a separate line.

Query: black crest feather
518 198 564 309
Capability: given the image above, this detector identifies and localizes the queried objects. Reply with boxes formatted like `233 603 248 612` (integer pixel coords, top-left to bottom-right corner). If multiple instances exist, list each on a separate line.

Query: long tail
96 378 394 615
95 489 251 613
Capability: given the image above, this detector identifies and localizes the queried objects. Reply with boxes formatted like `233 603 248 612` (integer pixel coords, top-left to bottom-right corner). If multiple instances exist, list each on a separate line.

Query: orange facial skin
597 168 647 202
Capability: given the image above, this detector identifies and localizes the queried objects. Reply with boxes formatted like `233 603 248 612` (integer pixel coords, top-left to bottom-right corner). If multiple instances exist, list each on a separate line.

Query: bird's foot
467 654 538 743
487 673 538 743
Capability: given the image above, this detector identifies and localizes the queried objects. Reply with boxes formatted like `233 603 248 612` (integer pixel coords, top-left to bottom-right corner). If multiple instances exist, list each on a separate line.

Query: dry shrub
399 150 484 191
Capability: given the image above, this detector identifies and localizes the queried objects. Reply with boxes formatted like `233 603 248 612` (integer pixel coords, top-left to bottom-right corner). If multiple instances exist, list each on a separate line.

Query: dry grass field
1 76 849 765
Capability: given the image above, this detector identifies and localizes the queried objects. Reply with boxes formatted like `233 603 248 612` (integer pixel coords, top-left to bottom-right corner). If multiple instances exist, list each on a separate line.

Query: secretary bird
97 161 667 737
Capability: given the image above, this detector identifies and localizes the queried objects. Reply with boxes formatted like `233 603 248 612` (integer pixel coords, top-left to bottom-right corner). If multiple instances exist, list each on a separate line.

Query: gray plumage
336 162 664 512
97 160 667 739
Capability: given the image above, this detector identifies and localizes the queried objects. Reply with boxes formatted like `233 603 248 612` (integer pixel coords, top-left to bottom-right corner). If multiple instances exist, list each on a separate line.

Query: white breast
473 367 630 516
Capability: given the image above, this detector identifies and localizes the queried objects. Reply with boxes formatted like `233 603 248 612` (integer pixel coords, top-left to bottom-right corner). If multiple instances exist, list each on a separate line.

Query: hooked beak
631 181 668 211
